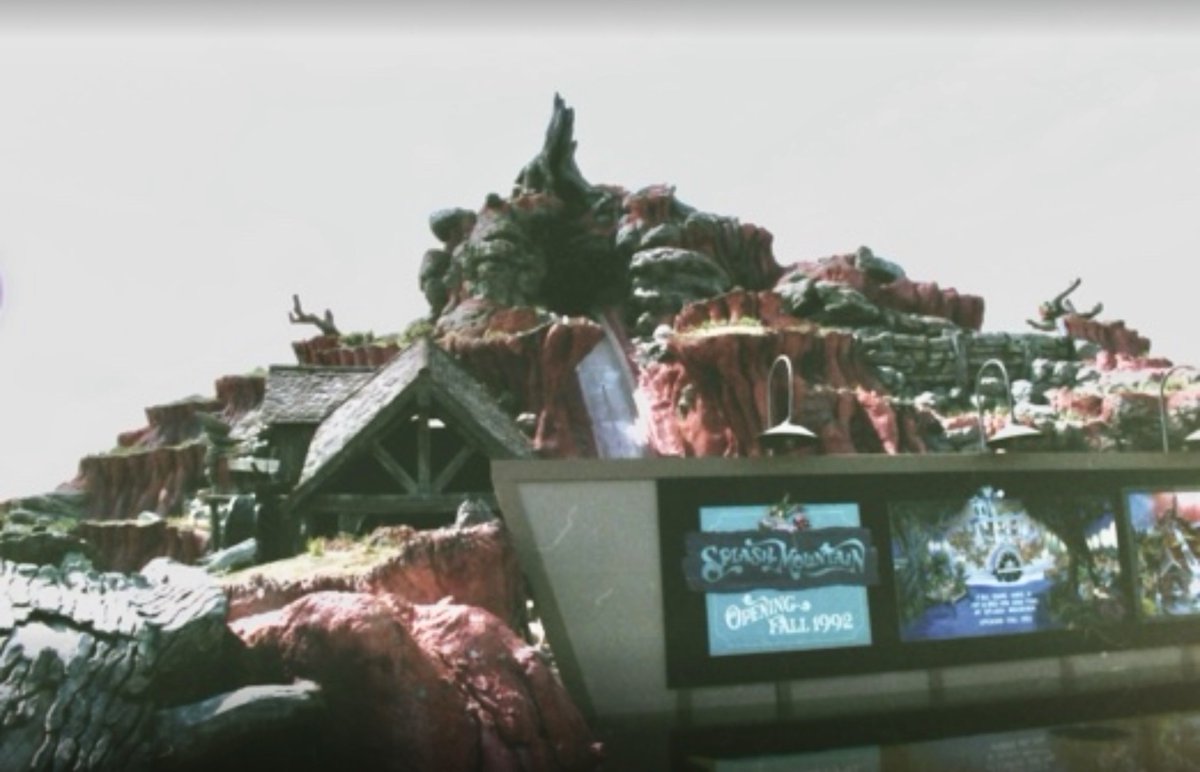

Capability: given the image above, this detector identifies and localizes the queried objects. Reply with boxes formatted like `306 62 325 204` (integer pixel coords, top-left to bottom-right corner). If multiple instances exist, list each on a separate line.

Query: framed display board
1125 487 1200 619
693 501 874 657
659 464 1200 689
891 486 1122 643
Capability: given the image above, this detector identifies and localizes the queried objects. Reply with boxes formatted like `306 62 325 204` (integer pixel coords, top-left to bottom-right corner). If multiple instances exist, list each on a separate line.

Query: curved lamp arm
766 355 795 430
975 358 1017 452
759 355 817 453
1160 365 1197 453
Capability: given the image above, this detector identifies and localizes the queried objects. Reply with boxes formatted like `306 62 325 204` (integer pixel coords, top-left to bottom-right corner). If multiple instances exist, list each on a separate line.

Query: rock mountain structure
24 97 1188 529
2 95 1199 770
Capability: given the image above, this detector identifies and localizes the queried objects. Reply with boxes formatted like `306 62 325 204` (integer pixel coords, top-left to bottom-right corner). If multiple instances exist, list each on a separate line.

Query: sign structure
1127 488 1200 618
636 457 1200 690
890 486 1123 642
698 502 874 657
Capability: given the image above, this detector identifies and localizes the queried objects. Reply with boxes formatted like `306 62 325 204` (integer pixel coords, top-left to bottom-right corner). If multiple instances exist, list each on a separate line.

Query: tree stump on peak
513 93 594 209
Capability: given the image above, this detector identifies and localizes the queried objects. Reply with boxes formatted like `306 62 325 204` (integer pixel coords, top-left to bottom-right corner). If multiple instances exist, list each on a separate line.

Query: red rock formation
408 601 601 771
1064 315 1152 358
291 333 342 365
74 517 208 572
642 327 903 456
619 186 784 291
621 184 677 229
234 593 602 772
1091 351 1173 371
224 522 524 627
116 397 220 449
857 389 919 454
76 443 208 518
436 298 551 341
215 374 265 417
674 289 801 331
876 279 982 331
782 252 985 330
292 335 404 367
1100 391 1164 449
1050 388 1105 420
74 373 267 518
114 375 266 451
444 319 605 457
680 217 782 291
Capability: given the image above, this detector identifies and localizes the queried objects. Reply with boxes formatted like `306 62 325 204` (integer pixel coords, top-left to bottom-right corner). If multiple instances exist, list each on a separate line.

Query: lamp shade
760 419 819 452
975 358 1042 452
985 421 1043 451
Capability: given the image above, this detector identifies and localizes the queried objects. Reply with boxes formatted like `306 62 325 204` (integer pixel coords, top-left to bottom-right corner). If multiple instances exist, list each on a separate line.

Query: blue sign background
702 503 873 657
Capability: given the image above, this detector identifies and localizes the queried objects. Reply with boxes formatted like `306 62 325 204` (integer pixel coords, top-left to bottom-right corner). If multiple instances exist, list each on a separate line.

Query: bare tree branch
288 294 340 336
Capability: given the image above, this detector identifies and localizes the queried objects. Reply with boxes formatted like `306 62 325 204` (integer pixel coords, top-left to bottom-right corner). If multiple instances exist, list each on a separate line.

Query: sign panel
1127 488 1200 618
891 486 1123 642
700 502 873 657
682 526 878 593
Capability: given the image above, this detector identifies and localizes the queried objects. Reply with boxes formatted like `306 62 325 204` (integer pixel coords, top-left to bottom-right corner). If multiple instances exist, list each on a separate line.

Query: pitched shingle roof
261 366 375 425
286 338 532 510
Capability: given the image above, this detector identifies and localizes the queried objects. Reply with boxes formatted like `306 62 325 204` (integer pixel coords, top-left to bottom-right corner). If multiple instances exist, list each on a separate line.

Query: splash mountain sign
682 525 878 593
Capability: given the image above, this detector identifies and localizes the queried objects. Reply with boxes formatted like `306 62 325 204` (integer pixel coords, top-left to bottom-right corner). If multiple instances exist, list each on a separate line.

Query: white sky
2 8 1199 500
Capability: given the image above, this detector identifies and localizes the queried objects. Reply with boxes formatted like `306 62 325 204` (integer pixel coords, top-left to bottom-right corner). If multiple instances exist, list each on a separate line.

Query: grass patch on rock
220 529 411 585
676 317 767 338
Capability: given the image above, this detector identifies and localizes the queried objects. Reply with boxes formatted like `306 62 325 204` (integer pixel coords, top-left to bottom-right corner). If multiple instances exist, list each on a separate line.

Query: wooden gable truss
282 338 532 534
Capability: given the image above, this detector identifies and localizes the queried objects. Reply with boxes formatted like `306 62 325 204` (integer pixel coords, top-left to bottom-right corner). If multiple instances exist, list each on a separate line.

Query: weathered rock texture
68 375 265 520
75 443 209 520
398 98 1200 459
781 249 984 330
0 526 95 567
45 95 1196 547
443 320 606 457
32 93 1199 545
222 521 523 627
392 97 1200 459
74 517 208 573
234 592 602 772
0 557 234 771
0 519 566 771
156 679 326 769
291 334 404 367
1064 314 1150 358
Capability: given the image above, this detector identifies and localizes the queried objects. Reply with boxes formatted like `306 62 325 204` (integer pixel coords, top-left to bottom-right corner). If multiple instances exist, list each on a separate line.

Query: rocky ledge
0 520 600 771
221 521 524 627
0 556 235 770
235 593 601 771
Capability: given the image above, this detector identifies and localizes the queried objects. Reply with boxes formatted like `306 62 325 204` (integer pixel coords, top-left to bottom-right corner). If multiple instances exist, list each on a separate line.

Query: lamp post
974 358 1041 452
758 355 818 454
1158 365 1200 453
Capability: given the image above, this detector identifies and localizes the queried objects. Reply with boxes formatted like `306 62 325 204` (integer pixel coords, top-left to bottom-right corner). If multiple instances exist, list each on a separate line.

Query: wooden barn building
259 338 532 542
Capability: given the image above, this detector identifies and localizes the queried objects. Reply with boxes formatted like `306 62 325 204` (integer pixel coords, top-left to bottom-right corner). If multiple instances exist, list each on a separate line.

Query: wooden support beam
417 383 432 490
432 445 477 493
308 493 496 516
428 389 517 460
371 440 418 494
